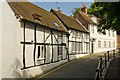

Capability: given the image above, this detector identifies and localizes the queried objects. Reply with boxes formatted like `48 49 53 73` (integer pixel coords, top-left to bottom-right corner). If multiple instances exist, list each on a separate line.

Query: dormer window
32 13 42 21
54 22 61 29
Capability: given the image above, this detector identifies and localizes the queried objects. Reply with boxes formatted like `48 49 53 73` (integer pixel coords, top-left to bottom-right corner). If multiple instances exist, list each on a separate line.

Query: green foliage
89 2 120 35
71 8 81 15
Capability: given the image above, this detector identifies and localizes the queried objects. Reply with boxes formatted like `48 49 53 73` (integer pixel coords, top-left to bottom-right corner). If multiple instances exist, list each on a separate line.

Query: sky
32 2 93 16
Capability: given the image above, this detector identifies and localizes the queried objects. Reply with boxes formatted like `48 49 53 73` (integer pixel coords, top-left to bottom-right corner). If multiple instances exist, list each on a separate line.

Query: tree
71 8 81 16
89 2 120 35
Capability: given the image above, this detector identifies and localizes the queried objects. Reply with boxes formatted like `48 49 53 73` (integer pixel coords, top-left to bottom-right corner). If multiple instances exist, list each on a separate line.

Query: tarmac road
38 52 107 78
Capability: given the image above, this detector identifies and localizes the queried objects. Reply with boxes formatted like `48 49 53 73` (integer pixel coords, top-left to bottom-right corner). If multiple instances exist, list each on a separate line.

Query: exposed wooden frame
23 21 26 69
33 23 37 66
21 22 68 69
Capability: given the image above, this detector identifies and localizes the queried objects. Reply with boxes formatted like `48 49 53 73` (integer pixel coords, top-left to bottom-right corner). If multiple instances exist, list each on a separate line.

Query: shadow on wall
11 58 29 78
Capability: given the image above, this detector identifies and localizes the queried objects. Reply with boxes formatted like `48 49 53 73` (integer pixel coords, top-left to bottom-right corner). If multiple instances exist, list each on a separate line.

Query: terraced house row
2 1 116 78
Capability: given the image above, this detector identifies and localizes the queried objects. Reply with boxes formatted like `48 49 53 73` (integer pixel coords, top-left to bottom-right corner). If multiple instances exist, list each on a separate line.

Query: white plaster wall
89 23 117 53
68 29 90 59
0 2 2 79
22 23 68 77
2 1 22 78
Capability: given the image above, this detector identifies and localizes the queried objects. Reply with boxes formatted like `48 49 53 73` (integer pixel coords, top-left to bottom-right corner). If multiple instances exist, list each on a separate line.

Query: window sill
37 58 45 61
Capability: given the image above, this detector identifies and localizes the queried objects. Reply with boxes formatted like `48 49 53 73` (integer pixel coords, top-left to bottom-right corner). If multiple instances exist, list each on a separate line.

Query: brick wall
117 35 120 48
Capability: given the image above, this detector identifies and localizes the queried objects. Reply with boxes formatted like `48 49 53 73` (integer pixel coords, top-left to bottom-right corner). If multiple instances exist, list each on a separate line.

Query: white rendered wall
0 2 2 79
2 1 21 78
68 29 89 60
89 23 116 53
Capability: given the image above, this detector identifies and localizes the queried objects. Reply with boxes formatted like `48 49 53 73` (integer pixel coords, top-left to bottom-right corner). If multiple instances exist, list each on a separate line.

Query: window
86 43 89 53
113 42 115 48
57 34 61 43
75 31 79 37
91 26 94 33
113 31 115 37
104 41 107 48
37 46 45 59
108 30 110 36
32 13 42 21
79 33 83 38
54 22 61 29
98 41 101 48
109 41 111 48
72 31 75 37
72 42 75 51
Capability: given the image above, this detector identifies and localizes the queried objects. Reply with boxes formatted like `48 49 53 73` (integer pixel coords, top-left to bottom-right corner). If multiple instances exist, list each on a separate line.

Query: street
38 52 106 78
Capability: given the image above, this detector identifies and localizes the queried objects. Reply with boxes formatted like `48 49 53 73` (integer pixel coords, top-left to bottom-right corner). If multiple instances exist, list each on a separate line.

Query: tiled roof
8 2 68 33
51 9 89 33
77 11 97 25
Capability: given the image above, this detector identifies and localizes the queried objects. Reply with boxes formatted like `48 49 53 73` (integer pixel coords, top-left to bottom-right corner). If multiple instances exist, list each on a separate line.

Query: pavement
37 52 107 79
105 57 120 80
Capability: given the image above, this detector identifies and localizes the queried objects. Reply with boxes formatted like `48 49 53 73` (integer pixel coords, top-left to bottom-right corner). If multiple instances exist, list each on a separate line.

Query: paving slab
105 57 120 80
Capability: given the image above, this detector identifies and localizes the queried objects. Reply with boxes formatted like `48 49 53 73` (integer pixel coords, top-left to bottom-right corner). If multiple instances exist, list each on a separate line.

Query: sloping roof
51 9 89 33
77 11 97 25
8 1 68 33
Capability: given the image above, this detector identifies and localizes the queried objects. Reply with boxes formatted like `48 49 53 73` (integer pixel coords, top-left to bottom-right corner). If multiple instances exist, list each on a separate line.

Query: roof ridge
51 9 89 32
77 11 97 25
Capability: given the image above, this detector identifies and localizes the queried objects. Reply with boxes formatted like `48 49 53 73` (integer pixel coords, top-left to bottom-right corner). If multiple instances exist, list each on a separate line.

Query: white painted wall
2 1 21 78
68 29 90 60
89 17 117 53
0 2 2 79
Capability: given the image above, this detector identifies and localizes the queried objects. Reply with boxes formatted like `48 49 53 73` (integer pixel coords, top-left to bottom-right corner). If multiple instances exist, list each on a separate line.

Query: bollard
96 69 100 80
113 50 115 58
99 58 102 77
105 53 107 66
107 51 109 61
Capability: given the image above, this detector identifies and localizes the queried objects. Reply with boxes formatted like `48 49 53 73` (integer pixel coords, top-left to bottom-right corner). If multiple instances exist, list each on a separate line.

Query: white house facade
74 4 117 53
89 16 116 53
51 9 90 59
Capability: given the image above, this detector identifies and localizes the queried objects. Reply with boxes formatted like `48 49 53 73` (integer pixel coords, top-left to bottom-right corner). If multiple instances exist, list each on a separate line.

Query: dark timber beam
33 23 37 66
61 33 63 60
53 33 59 44
23 21 26 69
51 30 54 62
67 35 70 61
44 27 46 64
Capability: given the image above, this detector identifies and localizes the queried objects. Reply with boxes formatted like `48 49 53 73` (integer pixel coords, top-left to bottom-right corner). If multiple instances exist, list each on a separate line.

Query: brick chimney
81 4 87 14
58 7 61 12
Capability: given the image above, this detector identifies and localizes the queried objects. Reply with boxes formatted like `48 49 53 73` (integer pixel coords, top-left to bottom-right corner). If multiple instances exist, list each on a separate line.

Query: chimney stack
58 7 61 12
81 4 87 14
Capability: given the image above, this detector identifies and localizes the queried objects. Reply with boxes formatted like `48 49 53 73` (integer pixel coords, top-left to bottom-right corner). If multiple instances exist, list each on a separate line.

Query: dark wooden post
96 69 100 80
23 21 26 68
113 50 115 59
33 23 37 66
107 51 109 61
99 58 102 77
105 53 107 66
67 34 70 61
51 30 54 62
44 27 46 64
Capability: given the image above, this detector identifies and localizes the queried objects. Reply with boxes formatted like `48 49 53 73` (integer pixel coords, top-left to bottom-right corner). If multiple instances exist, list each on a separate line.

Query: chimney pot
58 7 61 12
81 4 87 14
